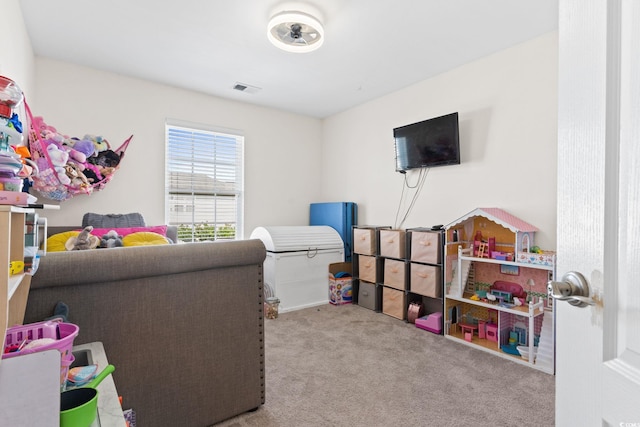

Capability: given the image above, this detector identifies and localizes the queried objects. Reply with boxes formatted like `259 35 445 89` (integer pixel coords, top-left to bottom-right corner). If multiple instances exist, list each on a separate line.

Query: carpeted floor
216 304 555 427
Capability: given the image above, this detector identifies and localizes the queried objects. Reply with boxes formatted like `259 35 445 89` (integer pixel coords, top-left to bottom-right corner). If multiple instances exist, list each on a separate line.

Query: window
165 122 244 242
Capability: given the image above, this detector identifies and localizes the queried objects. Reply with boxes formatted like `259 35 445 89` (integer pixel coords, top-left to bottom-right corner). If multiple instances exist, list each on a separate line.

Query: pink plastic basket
2 320 79 386
2 320 79 359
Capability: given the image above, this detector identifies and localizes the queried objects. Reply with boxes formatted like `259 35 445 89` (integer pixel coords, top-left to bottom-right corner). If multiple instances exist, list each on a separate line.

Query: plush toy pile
27 111 132 201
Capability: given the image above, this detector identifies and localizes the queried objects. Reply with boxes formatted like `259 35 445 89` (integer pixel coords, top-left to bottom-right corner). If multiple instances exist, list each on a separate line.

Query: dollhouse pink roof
445 208 539 233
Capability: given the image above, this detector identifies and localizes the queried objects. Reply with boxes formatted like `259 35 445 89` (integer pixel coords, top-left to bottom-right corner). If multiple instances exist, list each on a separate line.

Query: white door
556 0 640 425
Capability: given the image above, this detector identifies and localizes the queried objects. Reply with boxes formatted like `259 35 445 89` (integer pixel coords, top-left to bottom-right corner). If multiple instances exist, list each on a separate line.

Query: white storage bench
250 226 344 312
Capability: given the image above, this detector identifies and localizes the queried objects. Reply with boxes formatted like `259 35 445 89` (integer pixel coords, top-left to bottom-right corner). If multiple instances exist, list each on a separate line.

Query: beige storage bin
358 255 377 283
410 231 441 264
410 263 442 297
354 228 377 255
383 259 406 290
379 229 406 259
382 286 406 320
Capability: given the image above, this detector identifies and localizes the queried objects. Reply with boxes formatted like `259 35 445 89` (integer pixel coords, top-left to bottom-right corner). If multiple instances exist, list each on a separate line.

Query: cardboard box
329 262 353 305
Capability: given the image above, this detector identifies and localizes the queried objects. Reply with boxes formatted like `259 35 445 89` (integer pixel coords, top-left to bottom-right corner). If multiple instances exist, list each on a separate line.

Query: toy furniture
458 322 478 336
444 208 556 374
491 281 526 300
485 323 499 342
478 319 486 339
415 312 442 334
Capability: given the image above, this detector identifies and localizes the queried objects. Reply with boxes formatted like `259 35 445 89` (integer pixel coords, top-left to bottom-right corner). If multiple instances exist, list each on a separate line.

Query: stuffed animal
64 163 91 189
88 149 121 168
54 166 71 185
84 134 109 153
65 226 100 251
66 137 96 158
99 230 123 248
31 116 58 137
82 163 102 183
46 142 69 166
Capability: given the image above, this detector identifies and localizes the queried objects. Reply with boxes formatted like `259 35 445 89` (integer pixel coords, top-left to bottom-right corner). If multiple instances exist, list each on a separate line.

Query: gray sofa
23 230 267 426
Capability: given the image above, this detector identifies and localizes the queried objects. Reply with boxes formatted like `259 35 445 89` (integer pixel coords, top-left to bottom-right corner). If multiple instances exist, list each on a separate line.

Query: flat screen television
393 112 460 172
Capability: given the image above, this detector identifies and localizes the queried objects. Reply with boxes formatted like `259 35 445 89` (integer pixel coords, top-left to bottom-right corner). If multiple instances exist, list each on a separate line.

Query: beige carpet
217 304 555 427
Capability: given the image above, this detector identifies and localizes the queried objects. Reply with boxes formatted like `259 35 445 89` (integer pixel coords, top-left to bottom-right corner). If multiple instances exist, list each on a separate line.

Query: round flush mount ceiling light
267 10 324 53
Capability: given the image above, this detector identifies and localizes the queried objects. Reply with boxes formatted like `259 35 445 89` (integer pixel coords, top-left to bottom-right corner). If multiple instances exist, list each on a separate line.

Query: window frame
164 120 244 242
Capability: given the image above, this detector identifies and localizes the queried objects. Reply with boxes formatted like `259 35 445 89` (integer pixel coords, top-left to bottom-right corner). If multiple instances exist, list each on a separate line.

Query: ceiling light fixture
267 10 324 53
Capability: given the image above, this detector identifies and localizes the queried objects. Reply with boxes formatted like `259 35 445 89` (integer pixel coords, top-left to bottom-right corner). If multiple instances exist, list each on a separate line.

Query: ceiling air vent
233 82 261 94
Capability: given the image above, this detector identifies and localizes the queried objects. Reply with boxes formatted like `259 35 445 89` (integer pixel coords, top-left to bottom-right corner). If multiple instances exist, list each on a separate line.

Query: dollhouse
443 208 556 374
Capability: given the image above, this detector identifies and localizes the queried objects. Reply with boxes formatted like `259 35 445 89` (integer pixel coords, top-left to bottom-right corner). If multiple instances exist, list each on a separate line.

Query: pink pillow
78 225 168 238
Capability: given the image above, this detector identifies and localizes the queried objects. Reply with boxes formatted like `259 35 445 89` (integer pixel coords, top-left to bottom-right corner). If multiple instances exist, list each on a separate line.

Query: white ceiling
19 0 558 119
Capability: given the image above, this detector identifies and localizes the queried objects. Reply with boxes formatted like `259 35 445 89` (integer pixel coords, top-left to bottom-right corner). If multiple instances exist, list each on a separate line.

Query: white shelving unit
1 205 35 344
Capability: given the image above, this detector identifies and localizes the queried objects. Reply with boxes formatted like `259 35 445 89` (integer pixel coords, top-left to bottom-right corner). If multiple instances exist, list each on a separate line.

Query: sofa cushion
46 231 80 252
82 212 146 228
78 225 168 238
122 231 170 247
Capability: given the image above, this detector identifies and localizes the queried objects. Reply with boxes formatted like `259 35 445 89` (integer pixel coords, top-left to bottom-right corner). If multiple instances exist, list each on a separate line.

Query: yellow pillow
122 232 169 247
46 231 80 252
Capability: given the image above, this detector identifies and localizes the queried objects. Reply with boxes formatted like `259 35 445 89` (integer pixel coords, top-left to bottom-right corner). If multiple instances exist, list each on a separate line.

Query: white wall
321 32 558 249
8 14 558 249
32 59 323 237
0 0 35 233
0 0 35 116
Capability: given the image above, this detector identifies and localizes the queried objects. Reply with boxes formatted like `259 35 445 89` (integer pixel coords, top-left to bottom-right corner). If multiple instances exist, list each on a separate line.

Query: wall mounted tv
393 112 460 172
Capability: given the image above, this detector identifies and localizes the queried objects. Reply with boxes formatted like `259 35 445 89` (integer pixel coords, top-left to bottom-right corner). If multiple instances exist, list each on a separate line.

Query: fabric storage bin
358 255 377 283
379 229 406 259
382 286 406 320
353 228 377 255
410 231 441 264
358 281 378 311
383 258 406 290
410 263 442 298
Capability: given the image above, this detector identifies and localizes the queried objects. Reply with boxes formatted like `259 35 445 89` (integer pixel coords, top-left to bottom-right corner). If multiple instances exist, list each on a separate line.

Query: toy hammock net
26 102 132 201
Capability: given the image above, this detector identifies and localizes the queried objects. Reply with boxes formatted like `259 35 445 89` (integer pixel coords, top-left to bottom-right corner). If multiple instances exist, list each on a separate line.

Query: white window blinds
165 123 244 242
